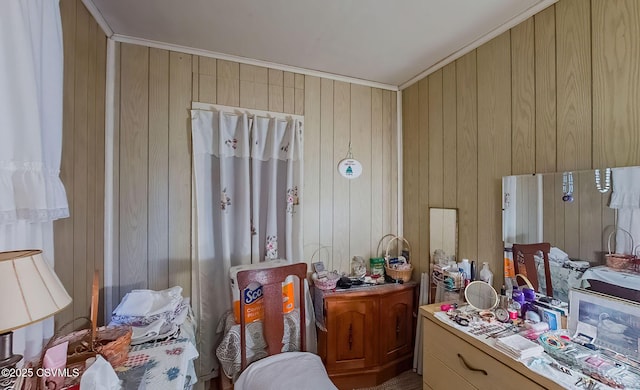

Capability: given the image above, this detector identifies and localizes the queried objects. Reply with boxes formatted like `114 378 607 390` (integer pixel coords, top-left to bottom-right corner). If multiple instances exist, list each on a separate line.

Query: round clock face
495 308 510 323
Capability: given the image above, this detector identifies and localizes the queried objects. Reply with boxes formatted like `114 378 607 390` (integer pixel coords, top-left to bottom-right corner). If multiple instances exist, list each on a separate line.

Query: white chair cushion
234 352 337 390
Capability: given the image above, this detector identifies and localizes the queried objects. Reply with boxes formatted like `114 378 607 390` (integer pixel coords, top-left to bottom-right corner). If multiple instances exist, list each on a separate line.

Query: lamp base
0 332 22 390
0 331 22 368
0 358 21 390
0 354 22 369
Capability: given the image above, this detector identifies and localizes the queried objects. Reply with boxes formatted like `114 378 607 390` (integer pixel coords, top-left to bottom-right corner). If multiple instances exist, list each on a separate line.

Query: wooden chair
512 243 554 298
234 262 337 390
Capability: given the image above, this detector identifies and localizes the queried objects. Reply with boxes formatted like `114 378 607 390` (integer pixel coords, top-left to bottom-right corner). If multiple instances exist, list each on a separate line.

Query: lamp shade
0 249 72 333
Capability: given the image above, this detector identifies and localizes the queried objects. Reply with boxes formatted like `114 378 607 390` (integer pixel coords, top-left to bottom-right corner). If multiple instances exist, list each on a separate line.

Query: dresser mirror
502 168 625 264
464 281 498 311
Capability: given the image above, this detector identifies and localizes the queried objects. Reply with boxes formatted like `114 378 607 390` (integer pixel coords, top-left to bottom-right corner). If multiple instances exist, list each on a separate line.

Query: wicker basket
23 272 131 390
312 272 340 290
384 236 413 282
55 273 131 368
310 246 341 290
606 228 636 270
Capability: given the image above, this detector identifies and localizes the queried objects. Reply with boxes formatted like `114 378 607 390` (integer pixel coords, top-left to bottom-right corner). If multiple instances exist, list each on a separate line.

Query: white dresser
420 304 562 390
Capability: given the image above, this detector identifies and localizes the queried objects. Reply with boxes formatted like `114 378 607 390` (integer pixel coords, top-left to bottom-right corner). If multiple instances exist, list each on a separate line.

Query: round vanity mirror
464 281 499 311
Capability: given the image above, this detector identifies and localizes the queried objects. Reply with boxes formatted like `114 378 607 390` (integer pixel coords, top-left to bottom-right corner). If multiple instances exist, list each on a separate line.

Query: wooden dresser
315 282 417 390
420 304 562 390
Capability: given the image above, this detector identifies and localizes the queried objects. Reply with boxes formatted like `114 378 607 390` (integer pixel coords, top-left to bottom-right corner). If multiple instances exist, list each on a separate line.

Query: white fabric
0 0 69 364
79 355 121 390
610 167 640 209
234 352 337 390
130 319 164 341
495 334 544 360
581 266 640 292
610 167 640 255
113 286 183 316
191 107 303 380
0 0 69 224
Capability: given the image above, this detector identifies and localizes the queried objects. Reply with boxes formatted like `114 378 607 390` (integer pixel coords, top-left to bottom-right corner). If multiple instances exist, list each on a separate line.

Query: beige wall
55 0 398 320
110 44 399 305
402 0 640 286
59 0 639 316
55 0 107 326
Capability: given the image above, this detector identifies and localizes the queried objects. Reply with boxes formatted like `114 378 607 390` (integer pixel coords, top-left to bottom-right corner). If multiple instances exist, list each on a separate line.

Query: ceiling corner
80 0 114 37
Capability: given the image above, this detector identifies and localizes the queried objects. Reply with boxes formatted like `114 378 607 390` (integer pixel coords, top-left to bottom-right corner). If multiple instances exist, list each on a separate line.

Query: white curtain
0 0 69 362
610 167 640 254
191 106 303 380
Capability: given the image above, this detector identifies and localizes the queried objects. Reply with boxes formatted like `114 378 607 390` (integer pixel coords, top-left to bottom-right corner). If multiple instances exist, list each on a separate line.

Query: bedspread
116 338 198 390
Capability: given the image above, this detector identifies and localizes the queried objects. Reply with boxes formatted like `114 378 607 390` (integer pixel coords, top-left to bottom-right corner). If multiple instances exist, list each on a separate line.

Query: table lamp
0 249 72 370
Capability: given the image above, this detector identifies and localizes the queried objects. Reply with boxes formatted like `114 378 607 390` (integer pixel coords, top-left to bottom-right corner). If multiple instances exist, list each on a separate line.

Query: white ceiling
87 0 555 89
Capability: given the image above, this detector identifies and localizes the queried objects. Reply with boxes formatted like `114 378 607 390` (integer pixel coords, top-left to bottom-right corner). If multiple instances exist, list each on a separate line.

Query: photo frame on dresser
568 288 640 360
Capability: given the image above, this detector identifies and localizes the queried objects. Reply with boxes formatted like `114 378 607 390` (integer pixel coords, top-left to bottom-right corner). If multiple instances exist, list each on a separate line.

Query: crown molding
110 34 398 91
81 0 113 37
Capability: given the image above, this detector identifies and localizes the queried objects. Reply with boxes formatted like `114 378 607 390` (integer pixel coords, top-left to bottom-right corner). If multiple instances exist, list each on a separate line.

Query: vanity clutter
421 277 640 390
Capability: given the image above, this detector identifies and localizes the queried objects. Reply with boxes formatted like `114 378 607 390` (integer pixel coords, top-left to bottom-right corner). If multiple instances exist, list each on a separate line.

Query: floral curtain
190 106 303 380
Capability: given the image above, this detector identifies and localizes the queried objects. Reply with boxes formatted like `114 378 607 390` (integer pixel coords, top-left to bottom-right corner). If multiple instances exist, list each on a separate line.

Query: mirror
429 208 458 262
502 169 618 264
464 281 498 311
429 208 458 303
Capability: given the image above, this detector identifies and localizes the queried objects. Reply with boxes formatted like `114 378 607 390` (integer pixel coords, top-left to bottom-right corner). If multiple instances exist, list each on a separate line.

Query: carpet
353 370 422 390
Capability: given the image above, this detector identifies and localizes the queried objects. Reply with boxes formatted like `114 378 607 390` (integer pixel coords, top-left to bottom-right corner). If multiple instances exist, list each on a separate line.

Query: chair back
237 262 308 370
512 242 553 298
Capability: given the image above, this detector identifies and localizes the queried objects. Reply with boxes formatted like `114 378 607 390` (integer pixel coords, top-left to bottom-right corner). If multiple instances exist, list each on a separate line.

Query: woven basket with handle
25 272 132 390
384 236 413 282
310 246 340 290
606 228 636 270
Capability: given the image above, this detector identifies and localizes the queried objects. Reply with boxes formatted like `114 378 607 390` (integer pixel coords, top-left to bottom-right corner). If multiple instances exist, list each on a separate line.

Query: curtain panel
190 105 303 380
0 0 69 363
0 0 69 224
610 167 640 254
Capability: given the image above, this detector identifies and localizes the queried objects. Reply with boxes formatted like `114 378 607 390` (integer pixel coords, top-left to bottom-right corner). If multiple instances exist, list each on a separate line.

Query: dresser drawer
423 352 476 390
423 320 543 390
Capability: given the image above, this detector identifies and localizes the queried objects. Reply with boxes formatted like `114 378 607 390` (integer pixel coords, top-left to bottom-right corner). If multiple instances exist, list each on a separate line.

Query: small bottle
480 262 493 285
458 258 471 281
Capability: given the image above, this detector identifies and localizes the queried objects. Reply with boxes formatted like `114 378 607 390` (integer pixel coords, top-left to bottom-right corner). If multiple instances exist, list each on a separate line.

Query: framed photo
312 261 327 278
568 288 640 360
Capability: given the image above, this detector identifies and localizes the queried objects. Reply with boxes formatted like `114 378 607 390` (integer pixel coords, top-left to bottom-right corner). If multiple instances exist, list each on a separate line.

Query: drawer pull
457 353 488 375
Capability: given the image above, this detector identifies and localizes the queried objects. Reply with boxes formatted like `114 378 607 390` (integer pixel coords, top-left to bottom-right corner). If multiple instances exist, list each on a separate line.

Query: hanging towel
610 167 640 209
610 167 640 254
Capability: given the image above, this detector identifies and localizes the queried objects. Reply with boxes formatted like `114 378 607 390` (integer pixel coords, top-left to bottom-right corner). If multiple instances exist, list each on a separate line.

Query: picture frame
312 261 327 278
568 288 640 360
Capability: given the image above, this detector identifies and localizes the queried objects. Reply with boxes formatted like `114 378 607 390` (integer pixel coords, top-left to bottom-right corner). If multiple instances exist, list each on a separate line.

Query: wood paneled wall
111 44 398 304
402 0 640 287
55 0 107 326
55 0 397 320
